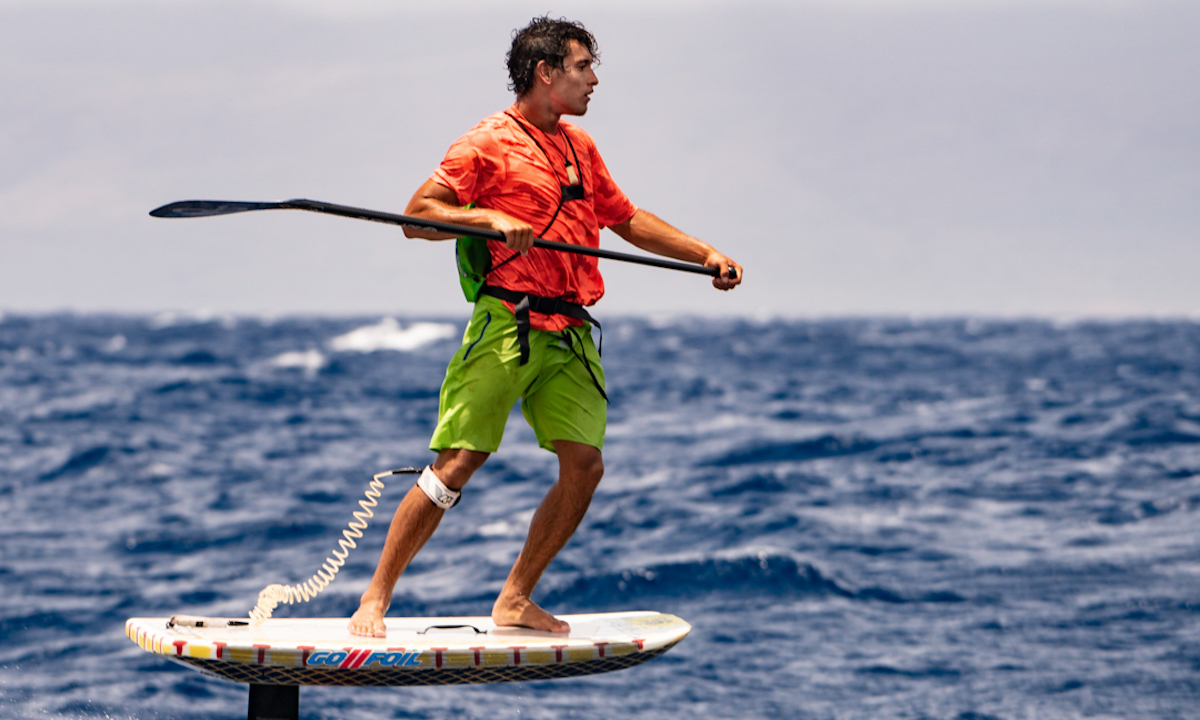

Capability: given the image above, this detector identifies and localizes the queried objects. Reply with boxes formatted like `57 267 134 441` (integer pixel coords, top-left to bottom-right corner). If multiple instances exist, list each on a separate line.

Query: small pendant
565 163 579 185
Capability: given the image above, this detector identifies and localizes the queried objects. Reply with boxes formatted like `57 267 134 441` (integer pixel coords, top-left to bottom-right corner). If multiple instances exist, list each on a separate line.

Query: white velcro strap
416 466 460 509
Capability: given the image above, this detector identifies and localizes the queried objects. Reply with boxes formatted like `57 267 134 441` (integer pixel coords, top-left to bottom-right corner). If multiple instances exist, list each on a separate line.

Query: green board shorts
430 294 606 454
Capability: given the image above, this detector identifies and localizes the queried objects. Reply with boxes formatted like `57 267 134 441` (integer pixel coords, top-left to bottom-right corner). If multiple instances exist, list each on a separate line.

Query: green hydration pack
455 234 491 302
454 204 491 302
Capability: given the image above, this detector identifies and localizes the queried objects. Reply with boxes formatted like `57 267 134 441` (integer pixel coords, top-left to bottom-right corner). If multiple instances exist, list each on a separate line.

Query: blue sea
2 313 1199 719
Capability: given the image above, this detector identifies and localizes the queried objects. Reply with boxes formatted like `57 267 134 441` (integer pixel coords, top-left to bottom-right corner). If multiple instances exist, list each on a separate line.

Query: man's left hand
704 252 743 291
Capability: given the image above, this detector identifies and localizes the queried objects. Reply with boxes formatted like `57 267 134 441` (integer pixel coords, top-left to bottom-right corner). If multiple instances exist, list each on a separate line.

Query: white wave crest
270 349 326 376
329 319 456 353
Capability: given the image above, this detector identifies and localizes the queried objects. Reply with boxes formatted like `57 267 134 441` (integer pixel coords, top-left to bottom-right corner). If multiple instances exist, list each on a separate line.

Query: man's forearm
402 179 536 254
610 209 717 265
611 208 742 290
405 186 494 242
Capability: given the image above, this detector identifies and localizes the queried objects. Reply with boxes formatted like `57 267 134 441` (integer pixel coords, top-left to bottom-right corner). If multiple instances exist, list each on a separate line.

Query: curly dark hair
506 16 600 97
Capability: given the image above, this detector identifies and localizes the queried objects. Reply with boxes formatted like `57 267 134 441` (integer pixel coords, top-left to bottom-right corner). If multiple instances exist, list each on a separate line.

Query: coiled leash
248 467 431 624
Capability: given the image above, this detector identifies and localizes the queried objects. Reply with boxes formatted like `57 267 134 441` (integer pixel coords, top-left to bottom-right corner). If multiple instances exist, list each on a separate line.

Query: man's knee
556 441 604 492
432 448 489 490
581 451 604 485
575 453 604 500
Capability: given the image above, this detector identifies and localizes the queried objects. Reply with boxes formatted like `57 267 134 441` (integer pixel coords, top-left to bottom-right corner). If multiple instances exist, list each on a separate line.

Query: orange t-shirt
432 106 638 331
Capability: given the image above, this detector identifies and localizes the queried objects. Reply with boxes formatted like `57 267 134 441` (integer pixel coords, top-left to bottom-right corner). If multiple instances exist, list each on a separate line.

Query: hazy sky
2 0 1197 318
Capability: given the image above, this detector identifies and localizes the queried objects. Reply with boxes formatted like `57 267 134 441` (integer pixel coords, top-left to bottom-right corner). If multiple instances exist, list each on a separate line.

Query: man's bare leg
348 448 488 637
492 440 604 632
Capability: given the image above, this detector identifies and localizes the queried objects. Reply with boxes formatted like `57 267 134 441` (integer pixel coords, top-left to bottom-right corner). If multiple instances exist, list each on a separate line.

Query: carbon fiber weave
173 642 677 686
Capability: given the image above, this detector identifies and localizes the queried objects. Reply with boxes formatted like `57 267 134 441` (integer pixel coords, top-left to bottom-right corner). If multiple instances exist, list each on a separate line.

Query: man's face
546 40 598 116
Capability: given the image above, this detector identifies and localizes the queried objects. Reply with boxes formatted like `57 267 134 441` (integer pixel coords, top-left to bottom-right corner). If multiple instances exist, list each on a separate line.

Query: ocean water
2 313 1199 720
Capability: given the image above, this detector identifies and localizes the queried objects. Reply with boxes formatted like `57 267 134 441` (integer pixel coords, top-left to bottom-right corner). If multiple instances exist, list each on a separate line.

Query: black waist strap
479 285 594 324
478 285 606 401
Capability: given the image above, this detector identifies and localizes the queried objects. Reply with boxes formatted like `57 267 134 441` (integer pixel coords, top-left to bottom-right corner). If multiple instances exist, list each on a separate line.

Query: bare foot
348 601 388 638
492 593 570 633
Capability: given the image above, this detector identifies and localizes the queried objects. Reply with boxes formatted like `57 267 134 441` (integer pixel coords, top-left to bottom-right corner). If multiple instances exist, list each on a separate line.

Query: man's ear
534 59 554 86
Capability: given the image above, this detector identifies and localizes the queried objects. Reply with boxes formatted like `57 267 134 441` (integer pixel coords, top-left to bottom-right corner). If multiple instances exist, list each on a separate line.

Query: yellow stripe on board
482 648 508 666
567 646 595 663
188 645 211 659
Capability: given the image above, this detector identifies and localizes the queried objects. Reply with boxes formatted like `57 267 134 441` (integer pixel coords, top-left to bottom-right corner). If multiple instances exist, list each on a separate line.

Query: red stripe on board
432 648 447 669
594 642 609 658
254 644 270 664
298 645 315 664
510 646 525 666
214 642 226 660
634 638 645 650
172 640 187 657
552 644 567 663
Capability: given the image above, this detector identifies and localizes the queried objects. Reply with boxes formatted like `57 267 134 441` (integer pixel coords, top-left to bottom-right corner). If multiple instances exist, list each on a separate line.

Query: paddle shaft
286 200 732 278
151 198 733 279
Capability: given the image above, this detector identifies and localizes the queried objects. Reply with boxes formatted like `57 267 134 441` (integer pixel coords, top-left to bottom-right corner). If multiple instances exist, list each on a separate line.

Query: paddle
150 198 735 279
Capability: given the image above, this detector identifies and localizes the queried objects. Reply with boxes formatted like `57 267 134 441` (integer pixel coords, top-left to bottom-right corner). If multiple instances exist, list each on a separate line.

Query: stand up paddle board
126 611 690 687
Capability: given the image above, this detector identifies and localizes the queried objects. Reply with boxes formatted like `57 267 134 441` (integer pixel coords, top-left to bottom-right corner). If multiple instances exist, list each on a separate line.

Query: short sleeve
432 129 504 206
587 144 637 229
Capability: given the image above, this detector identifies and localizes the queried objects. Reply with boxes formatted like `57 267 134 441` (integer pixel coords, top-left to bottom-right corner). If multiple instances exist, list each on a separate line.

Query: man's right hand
489 212 535 255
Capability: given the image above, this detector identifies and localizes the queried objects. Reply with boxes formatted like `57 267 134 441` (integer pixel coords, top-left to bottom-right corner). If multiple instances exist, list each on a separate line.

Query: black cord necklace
505 111 583 191
503 111 587 240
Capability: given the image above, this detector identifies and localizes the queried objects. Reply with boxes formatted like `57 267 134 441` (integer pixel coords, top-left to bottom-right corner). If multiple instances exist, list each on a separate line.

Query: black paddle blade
149 200 286 218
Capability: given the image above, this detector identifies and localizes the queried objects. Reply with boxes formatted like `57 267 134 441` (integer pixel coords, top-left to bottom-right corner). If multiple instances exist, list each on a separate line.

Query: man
349 16 742 638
